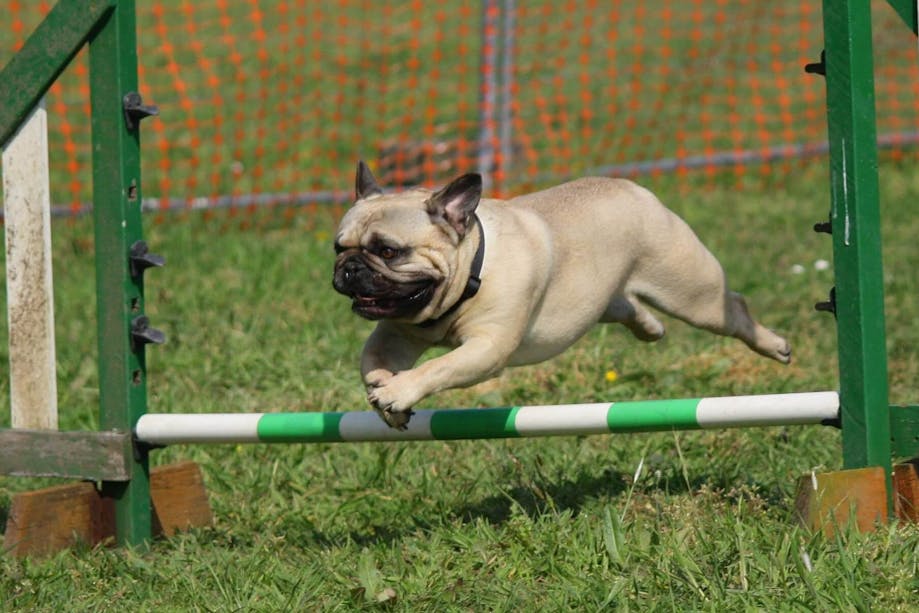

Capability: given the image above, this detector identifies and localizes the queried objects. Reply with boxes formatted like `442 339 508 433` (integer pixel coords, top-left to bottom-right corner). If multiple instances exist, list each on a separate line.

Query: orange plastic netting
2 0 918 214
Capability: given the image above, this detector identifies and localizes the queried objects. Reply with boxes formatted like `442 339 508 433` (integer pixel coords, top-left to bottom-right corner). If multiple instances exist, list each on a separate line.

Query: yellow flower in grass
605 369 619 383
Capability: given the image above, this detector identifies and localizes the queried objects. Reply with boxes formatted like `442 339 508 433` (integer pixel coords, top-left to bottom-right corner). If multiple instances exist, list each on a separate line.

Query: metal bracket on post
122 91 157 131
815 287 837 317
130 315 165 350
805 50 826 76
129 240 165 278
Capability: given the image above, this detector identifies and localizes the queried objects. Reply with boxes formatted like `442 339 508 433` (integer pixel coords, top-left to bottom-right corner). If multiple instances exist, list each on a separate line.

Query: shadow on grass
449 464 760 527
452 468 635 525
312 469 705 548
241 461 798 550
352 467 791 547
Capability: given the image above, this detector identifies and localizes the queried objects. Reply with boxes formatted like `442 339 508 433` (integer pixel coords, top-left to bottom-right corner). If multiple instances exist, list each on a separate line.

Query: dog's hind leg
602 295 666 342
720 290 792 363
630 248 791 363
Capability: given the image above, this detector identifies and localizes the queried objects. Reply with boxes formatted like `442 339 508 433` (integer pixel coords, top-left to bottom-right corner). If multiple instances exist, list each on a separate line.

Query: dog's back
493 176 697 298
469 178 681 364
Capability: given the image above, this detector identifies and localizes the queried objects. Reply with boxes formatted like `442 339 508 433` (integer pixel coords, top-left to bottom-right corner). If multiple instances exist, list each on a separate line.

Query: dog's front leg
360 323 431 428
367 331 510 428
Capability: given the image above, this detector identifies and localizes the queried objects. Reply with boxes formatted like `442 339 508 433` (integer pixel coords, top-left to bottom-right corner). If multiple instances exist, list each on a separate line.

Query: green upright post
89 0 154 547
885 0 918 34
0 0 116 149
820 1 893 501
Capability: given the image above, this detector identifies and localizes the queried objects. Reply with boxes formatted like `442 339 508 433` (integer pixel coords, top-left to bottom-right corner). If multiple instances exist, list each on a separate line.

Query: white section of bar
3 101 58 430
339 410 435 441
135 413 264 444
514 403 611 436
696 392 838 428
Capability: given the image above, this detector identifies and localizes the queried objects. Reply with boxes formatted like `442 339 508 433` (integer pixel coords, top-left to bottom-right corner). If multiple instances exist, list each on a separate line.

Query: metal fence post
477 0 499 191
498 0 515 179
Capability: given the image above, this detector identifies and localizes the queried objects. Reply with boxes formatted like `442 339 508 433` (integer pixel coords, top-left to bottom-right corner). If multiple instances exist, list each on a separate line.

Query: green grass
1 159 918 610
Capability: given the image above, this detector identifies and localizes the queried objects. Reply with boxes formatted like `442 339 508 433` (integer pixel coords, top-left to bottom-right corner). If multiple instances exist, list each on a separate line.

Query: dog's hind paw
758 333 792 364
777 341 792 364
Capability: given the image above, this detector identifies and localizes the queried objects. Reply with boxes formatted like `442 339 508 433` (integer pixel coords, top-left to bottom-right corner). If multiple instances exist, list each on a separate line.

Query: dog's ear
427 173 482 238
355 160 383 200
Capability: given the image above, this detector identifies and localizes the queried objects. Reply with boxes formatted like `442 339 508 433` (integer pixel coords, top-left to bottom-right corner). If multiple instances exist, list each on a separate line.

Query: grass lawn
1 158 917 610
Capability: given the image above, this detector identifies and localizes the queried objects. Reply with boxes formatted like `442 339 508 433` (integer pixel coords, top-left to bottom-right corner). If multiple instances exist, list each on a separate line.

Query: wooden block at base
2 481 114 558
795 466 888 536
150 461 213 537
893 459 919 522
3 461 212 558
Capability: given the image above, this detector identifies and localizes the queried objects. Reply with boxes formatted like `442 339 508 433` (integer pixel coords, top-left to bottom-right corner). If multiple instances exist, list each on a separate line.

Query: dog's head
332 161 482 323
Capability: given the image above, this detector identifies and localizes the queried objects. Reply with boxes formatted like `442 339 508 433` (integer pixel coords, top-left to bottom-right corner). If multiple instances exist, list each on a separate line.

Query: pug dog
333 161 790 428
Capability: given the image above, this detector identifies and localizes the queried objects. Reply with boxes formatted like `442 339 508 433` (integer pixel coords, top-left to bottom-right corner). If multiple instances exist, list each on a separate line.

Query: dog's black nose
333 256 367 296
342 258 362 282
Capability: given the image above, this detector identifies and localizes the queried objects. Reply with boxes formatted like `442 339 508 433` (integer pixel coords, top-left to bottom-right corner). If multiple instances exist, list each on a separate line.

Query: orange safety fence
1 0 918 216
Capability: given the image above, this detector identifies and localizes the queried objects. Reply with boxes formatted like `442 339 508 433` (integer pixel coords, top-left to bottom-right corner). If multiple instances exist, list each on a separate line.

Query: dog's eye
379 247 398 260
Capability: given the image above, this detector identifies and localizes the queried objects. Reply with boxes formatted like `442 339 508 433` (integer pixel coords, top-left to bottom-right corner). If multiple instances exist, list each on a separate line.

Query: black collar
419 215 485 328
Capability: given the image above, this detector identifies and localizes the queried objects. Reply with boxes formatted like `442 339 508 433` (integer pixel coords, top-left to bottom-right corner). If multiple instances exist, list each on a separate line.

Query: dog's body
334 162 790 428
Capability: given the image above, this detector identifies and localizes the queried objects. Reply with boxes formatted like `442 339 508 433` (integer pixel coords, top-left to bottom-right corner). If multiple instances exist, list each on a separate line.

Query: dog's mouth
333 253 438 320
350 282 436 320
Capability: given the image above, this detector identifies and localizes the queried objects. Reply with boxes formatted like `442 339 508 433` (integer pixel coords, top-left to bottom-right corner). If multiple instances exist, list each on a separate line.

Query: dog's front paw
367 372 423 430
374 405 414 430
364 368 394 389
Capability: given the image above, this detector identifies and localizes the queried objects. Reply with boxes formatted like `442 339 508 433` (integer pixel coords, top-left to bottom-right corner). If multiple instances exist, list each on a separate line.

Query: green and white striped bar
134 391 839 445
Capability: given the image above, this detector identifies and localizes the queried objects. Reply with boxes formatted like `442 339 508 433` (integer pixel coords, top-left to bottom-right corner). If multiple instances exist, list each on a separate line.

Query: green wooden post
89 0 154 547
820 1 893 500
885 0 918 34
0 0 115 149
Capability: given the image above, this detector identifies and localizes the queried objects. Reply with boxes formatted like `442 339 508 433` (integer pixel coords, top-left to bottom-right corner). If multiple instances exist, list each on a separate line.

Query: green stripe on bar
257 412 344 443
429 407 520 440
606 398 701 432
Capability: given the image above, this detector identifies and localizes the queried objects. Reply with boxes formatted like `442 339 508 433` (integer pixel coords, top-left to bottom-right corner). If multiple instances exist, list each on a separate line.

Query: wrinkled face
333 162 483 322
333 191 452 321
